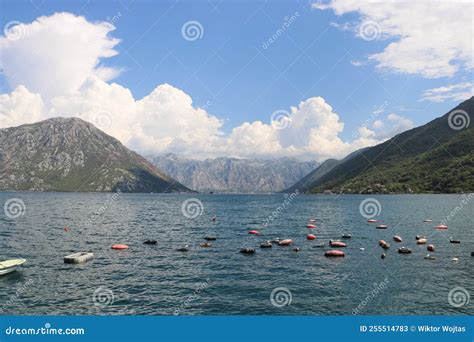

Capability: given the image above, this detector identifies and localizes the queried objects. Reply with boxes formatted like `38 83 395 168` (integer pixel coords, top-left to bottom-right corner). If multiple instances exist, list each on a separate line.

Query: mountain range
149 154 318 193
0 118 190 192
285 97 474 194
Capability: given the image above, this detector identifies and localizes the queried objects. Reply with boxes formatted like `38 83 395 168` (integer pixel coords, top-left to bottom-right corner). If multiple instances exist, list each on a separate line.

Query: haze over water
0 192 472 315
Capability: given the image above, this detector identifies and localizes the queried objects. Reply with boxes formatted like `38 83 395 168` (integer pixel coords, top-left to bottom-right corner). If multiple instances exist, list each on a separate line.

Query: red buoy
329 240 346 247
307 234 316 240
434 225 448 230
306 224 317 229
368 219 377 223
248 230 261 235
111 244 129 250
325 250 345 257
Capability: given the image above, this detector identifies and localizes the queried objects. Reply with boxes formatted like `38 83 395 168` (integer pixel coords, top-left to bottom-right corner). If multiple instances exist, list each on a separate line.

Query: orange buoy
427 244 435 252
306 224 317 229
325 250 345 257
307 234 316 240
368 219 377 223
248 230 261 236
329 240 346 247
278 239 293 246
434 225 448 229
111 244 129 250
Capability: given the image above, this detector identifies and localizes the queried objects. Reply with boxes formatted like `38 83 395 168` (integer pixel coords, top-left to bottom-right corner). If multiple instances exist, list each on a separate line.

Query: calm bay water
0 192 472 315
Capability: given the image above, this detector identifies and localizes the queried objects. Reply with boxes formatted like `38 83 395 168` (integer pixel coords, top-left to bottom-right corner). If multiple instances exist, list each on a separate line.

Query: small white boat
0 259 26 275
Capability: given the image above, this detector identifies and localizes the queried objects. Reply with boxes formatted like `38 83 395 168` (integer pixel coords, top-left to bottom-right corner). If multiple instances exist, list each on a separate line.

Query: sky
0 0 473 161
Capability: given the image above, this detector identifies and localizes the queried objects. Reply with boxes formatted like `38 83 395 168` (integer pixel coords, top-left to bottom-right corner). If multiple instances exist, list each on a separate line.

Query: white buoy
64 252 94 264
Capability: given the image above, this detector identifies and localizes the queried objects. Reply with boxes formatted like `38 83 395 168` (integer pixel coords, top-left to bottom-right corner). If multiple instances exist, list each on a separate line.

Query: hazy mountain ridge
150 154 319 193
0 118 191 192
287 97 474 194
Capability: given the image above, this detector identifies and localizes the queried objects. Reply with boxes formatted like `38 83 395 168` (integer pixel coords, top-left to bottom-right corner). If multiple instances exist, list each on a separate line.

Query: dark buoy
177 245 189 252
381 253 386 259
143 240 157 245
260 241 272 248
398 247 411 254
240 248 255 254
204 236 217 241
449 238 460 244
341 234 352 239
293 247 300 252
200 242 212 247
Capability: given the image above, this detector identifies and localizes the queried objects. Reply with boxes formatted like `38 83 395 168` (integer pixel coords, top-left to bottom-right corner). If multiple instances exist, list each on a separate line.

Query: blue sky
0 0 472 160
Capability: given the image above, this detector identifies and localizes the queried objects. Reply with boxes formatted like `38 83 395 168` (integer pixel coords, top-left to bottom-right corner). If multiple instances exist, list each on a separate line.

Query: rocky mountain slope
288 97 474 194
0 118 191 192
150 154 318 193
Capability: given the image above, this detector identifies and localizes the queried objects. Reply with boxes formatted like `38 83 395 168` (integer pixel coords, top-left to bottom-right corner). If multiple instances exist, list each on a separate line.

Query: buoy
307 234 316 240
434 225 448 229
204 236 217 241
325 250 345 257
143 240 157 245
313 243 325 248
248 230 261 236
111 244 128 250
471 252 474 257
427 244 435 252
200 242 212 248
416 235 426 240
64 252 93 264
240 248 255 254
341 234 352 239
368 219 377 223
211 216 217 222
423 219 432 223
417 238 427 245
329 240 346 247
293 247 300 252
379 240 390 249
376 225 388 229
449 238 461 244
451 257 459 262
260 241 272 248
270 238 280 244
424 254 435 260
393 235 402 242
381 253 386 259
64 226 70 232
308 219 316 223
177 245 189 252
360 247 365 251
306 224 317 229
398 247 411 254
278 239 293 246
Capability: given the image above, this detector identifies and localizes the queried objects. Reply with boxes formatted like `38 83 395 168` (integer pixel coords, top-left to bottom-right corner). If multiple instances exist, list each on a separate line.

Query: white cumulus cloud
314 0 473 78
0 12 414 162
0 12 120 100
420 82 474 103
